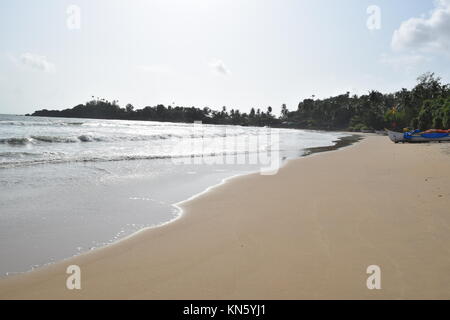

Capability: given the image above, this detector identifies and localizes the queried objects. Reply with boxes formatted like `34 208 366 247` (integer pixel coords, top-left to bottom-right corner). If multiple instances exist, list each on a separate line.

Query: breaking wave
0 138 32 145
0 150 257 169
0 120 84 127
0 131 253 145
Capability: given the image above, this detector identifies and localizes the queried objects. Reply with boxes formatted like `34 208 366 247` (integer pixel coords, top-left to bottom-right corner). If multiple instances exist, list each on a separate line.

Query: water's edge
175 134 364 210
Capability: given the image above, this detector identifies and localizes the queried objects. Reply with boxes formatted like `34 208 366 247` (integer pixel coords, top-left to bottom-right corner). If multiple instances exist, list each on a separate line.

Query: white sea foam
0 115 345 168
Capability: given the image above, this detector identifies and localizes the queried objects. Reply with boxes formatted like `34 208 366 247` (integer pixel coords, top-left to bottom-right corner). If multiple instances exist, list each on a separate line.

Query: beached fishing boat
387 129 450 143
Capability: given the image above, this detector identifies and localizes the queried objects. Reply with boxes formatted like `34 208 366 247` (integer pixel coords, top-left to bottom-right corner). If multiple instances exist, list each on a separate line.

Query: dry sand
1 135 449 299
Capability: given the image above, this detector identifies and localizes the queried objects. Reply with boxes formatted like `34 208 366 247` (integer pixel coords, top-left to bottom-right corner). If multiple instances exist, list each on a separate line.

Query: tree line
30 73 449 131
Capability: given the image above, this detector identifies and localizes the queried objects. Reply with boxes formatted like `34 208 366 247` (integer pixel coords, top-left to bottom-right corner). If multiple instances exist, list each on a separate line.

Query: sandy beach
1 135 449 300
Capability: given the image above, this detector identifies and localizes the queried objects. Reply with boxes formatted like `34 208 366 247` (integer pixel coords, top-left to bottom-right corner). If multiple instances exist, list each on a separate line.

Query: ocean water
0 114 347 275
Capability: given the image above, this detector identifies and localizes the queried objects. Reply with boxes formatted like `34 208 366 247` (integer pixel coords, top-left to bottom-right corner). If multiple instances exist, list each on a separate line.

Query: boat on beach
387 129 450 143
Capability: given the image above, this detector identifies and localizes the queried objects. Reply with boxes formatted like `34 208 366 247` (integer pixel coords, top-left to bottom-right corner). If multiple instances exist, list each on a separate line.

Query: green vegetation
30 73 450 131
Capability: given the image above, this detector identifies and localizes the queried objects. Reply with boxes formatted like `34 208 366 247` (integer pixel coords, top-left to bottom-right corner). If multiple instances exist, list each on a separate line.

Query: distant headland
29 73 449 132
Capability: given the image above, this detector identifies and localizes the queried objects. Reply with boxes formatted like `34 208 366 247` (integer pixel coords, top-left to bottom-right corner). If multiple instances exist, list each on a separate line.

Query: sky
0 0 449 115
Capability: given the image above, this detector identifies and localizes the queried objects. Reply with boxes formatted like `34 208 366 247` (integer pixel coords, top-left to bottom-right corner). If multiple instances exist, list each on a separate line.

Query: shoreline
302 134 363 156
173 133 363 220
0 136 449 299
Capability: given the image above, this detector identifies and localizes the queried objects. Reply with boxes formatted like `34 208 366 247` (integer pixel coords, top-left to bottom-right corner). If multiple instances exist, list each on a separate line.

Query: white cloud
209 59 231 76
391 0 450 54
19 53 55 72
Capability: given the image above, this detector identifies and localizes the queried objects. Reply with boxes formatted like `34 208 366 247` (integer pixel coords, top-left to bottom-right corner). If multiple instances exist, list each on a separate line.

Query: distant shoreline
19 113 363 133
25 112 349 132
24 73 450 134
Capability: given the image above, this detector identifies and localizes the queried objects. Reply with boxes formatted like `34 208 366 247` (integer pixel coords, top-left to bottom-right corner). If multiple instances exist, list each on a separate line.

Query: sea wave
0 131 259 145
0 150 260 169
0 151 40 158
0 137 33 145
0 120 84 127
31 135 79 143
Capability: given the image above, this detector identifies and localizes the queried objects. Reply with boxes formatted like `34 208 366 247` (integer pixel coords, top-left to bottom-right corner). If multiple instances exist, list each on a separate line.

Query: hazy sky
0 0 449 115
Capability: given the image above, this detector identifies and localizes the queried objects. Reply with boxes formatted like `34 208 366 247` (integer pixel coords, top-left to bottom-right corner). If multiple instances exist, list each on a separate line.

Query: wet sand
1 135 449 299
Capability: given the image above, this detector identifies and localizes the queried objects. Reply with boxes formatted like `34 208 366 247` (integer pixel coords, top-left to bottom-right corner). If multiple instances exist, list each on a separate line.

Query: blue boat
387 129 450 143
